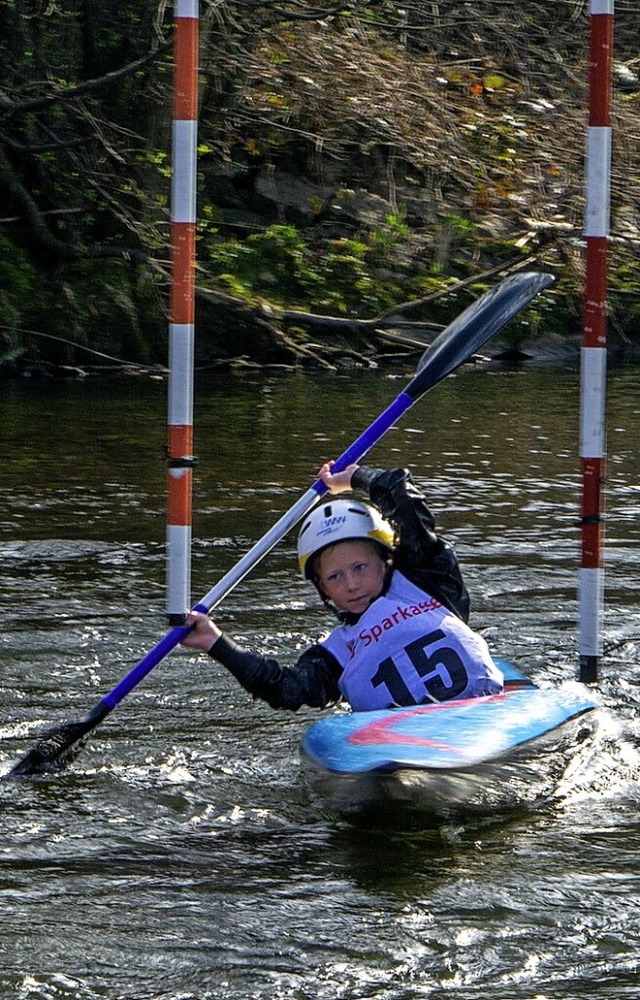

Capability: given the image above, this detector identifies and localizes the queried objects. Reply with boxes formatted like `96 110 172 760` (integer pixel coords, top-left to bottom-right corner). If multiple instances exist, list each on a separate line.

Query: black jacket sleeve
352 466 471 622
205 466 469 710
207 633 343 711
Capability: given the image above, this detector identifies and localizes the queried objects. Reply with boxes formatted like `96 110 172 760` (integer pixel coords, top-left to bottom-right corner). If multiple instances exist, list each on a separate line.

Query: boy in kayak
181 462 503 711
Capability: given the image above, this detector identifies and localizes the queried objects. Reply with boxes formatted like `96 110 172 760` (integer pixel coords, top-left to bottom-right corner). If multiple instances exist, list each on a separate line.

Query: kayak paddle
5 270 554 777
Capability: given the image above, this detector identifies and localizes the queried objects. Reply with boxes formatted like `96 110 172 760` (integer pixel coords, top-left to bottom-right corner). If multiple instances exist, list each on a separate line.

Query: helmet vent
297 497 394 579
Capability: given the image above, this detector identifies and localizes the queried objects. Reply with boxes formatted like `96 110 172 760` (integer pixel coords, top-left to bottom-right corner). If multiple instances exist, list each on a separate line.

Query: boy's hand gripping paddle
6 270 554 777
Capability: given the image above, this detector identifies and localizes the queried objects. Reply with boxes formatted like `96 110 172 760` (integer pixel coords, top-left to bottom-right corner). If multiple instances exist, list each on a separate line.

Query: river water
1 363 639 999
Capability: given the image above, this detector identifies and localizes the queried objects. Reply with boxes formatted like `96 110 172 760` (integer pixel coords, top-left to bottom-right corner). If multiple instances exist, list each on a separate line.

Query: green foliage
138 149 170 179
440 213 476 237
208 224 320 302
1 0 638 368
0 234 166 368
0 232 46 361
205 217 419 315
0 232 38 302
49 259 164 363
366 214 410 265
609 259 640 341
610 259 640 294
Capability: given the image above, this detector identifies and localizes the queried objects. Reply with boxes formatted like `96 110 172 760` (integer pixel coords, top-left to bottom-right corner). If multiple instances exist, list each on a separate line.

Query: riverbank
4 325 635 381
1 2 639 371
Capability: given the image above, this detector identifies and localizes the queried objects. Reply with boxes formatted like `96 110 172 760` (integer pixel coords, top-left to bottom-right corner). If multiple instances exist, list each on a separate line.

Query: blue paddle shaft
5 271 556 777
75 272 556 712
102 271 556 710
102 391 414 709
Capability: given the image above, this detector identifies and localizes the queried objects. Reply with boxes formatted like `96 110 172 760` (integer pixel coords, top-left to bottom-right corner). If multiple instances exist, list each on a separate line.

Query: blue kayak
300 659 600 822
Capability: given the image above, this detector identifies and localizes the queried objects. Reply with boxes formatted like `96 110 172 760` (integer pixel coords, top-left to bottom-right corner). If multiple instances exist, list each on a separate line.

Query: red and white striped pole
579 0 614 682
166 0 199 624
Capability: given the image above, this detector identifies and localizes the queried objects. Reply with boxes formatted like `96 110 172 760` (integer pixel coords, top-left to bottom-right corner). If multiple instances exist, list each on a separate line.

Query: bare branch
1 39 168 119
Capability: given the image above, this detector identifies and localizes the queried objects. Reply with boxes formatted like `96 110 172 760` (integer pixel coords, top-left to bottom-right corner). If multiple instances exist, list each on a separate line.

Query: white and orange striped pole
166 0 199 624
579 0 614 682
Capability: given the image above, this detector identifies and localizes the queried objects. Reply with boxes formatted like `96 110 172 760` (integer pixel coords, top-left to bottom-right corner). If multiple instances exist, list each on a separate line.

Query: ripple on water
2 369 640 999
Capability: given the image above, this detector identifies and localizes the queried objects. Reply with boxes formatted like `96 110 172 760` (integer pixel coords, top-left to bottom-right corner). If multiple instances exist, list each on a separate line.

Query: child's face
316 540 387 615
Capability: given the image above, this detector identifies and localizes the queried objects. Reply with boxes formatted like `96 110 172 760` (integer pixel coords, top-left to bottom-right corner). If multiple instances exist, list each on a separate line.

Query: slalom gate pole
4 272 554 778
166 0 199 624
579 0 614 683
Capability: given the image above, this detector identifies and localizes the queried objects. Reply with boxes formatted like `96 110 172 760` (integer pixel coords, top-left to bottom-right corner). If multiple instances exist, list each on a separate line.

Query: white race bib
321 571 502 711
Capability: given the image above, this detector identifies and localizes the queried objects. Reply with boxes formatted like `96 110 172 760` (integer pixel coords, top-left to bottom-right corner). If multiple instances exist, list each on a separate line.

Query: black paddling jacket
207 467 471 710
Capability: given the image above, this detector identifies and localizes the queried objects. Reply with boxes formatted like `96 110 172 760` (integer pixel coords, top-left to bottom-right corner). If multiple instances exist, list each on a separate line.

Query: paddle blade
3 270 554 780
407 271 554 400
6 702 110 778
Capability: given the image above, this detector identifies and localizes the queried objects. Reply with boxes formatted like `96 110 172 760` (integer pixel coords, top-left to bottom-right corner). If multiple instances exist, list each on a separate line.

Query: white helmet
297 499 394 579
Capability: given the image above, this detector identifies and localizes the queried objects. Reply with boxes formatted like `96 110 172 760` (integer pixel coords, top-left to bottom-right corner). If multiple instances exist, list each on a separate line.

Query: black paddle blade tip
6 726 91 778
4 703 110 779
